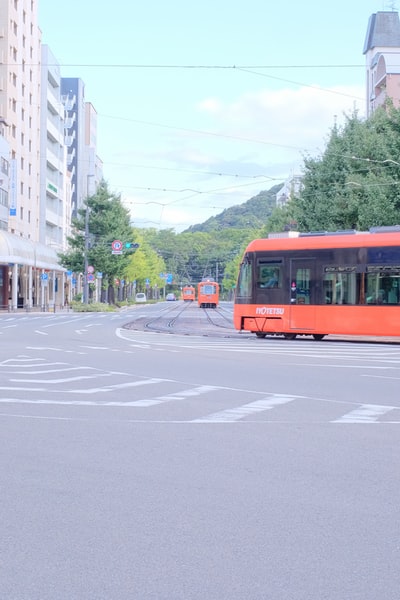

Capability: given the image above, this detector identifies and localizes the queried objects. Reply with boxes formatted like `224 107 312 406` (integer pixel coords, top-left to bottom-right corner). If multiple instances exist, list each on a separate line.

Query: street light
83 174 95 304
83 204 90 304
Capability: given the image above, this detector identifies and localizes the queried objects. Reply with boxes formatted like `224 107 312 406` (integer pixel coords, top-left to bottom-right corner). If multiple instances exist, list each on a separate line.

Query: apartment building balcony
62 94 76 111
67 147 76 166
46 146 64 173
45 204 62 228
65 114 76 129
65 131 76 147
47 120 64 146
47 87 63 118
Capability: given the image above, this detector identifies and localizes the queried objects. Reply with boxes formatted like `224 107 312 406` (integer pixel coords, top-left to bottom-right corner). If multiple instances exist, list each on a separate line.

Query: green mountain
182 184 283 233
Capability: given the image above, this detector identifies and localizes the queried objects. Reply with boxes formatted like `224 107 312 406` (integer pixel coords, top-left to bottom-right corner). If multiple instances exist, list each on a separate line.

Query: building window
20 206 23 219
1 157 9 175
20 157 24 170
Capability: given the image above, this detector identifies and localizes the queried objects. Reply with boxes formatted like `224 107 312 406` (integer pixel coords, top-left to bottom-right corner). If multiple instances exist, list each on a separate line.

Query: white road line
6 366 96 375
131 385 220 407
191 394 298 423
10 372 113 384
0 357 48 365
332 404 397 423
66 378 168 394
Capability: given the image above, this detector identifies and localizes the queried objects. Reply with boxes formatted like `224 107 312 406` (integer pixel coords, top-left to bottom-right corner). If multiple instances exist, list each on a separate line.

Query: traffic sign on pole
111 240 122 254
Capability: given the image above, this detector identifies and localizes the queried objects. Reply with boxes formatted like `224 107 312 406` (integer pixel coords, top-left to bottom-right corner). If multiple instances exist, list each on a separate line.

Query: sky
38 0 392 232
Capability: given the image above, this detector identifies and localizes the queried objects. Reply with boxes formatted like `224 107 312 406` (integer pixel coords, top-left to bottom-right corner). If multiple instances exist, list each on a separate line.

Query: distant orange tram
181 285 196 301
197 279 219 308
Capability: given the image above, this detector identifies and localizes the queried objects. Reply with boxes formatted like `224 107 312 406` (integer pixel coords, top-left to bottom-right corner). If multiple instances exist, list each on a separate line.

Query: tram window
366 270 400 304
323 271 357 305
294 268 311 304
257 261 282 289
236 260 252 298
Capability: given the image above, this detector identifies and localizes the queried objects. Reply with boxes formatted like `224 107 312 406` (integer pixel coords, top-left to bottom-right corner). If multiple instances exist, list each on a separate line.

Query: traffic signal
124 242 140 249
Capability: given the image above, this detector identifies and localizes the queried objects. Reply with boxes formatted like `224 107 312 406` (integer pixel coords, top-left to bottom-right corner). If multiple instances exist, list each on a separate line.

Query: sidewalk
0 304 74 315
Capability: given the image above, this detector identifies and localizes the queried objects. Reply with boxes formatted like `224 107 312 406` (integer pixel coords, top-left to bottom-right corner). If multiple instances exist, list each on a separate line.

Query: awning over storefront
0 230 64 271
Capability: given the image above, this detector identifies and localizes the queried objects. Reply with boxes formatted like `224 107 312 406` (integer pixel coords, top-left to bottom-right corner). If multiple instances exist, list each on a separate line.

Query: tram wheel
283 333 297 340
255 332 267 338
313 334 326 341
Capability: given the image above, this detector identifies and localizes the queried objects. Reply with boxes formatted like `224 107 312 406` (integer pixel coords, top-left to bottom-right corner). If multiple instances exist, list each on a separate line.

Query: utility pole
83 173 95 304
83 203 89 304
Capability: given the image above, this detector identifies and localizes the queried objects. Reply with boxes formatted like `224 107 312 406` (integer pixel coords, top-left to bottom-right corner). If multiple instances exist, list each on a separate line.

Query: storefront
0 230 66 310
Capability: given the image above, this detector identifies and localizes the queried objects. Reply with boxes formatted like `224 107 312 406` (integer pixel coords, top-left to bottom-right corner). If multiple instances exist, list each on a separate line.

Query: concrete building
84 101 103 196
0 0 65 310
39 45 70 252
0 118 9 232
61 77 87 217
363 11 400 116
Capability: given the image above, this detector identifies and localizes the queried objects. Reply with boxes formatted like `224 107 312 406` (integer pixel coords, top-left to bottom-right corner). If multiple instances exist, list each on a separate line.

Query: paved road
1 307 400 599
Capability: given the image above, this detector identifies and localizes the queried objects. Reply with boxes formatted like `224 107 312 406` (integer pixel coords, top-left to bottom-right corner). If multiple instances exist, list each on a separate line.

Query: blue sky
39 0 388 231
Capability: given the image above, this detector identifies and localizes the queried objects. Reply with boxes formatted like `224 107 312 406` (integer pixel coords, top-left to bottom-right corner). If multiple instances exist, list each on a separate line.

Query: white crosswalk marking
132 385 220 407
191 394 298 423
332 404 397 423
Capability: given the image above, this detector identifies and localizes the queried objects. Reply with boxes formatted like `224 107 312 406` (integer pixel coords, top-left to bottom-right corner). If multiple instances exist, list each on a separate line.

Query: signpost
111 240 122 255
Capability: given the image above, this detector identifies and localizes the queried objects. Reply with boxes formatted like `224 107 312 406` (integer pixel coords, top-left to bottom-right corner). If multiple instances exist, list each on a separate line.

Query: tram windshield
236 259 252 298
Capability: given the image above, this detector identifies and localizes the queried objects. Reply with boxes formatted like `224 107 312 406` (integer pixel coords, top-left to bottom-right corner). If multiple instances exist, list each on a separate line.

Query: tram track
203 307 235 330
123 301 243 337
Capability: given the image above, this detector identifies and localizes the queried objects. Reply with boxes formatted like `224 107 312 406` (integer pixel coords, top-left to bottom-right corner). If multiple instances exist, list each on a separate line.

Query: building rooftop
363 11 400 54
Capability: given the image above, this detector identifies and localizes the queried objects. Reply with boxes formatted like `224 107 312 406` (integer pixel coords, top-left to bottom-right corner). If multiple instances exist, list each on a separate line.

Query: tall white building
39 44 69 251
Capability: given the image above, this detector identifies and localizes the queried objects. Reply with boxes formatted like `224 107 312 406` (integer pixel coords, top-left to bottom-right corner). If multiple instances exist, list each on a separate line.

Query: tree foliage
58 180 136 294
291 105 400 232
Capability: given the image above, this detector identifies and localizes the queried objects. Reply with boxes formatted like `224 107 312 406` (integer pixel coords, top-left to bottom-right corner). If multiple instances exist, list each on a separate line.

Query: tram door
289 259 316 330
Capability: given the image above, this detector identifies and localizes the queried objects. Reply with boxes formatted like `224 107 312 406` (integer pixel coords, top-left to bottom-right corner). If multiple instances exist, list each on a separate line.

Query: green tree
125 229 166 296
58 180 136 302
292 105 400 232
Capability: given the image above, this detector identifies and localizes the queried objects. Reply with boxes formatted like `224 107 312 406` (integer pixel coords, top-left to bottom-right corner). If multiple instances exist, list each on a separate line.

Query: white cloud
121 84 367 232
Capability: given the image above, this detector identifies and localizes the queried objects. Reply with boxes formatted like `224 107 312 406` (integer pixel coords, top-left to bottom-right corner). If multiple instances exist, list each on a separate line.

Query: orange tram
233 227 400 340
181 285 196 301
198 280 219 308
